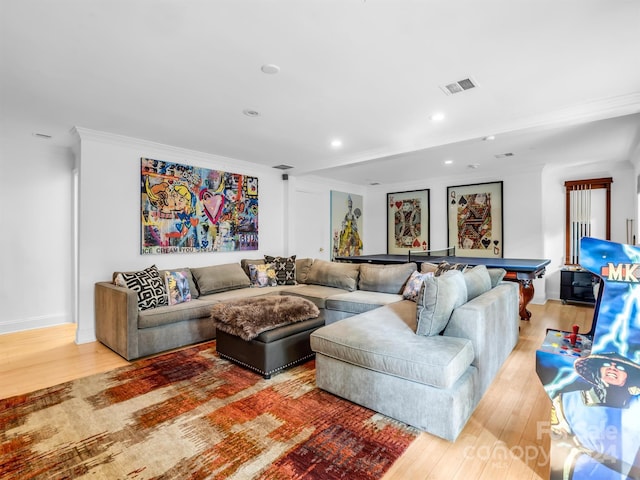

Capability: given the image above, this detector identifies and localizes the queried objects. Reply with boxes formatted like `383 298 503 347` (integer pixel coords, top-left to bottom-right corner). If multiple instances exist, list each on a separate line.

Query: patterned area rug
1 342 417 479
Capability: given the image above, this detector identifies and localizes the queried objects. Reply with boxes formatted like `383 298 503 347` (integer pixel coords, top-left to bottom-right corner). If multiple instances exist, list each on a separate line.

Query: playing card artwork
447 182 502 258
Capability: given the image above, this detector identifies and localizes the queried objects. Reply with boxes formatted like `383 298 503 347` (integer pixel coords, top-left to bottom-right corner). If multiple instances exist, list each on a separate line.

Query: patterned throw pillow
164 270 192 305
264 255 297 285
249 263 278 287
114 265 167 311
434 261 468 276
402 270 434 302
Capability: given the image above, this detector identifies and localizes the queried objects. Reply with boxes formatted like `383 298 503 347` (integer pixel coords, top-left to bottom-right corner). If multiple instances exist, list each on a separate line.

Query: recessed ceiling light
243 109 260 117
483 135 495 141
261 64 280 74
330 139 343 148
430 112 445 122
444 159 453 165
467 163 480 169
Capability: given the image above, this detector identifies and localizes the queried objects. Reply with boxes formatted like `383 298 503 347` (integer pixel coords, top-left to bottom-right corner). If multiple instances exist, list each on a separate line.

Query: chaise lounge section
310 268 520 441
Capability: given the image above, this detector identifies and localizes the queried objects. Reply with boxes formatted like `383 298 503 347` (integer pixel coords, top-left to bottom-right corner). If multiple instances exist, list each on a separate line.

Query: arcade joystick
569 324 579 346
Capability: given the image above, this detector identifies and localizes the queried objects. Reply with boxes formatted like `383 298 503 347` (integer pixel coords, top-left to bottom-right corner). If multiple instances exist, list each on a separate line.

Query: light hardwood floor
0 301 595 479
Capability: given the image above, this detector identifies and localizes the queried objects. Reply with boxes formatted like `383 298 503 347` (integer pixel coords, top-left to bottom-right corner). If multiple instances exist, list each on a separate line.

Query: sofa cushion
164 270 192 305
325 290 404 314
358 262 417 294
138 298 216 329
248 263 277 287
488 268 507 287
282 284 350 309
310 301 474 389
402 270 434 302
114 265 168 311
463 265 492 301
416 270 467 336
264 255 297 285
191 263 250 295
306 259 360 291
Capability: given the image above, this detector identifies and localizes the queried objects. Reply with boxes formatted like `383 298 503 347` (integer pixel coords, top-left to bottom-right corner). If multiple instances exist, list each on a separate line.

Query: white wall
1 126 636 340
541 160 635 302
286 175 366 261
363 164 548 303
0 138 74 333
74 128 286 343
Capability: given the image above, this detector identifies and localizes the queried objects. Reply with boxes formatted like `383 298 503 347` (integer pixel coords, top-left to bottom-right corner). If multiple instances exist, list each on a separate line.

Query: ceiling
2 0 640 185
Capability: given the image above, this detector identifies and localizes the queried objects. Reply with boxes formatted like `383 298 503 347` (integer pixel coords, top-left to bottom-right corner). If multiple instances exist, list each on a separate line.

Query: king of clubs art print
447 181 503 258
387 189 430 255
141 158 258 254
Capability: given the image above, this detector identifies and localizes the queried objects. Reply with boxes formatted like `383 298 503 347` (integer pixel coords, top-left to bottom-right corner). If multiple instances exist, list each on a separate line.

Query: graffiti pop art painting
141 158 258 254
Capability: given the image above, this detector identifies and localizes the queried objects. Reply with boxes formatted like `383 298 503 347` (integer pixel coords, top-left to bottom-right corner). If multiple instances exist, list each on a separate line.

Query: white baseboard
0 314 73 335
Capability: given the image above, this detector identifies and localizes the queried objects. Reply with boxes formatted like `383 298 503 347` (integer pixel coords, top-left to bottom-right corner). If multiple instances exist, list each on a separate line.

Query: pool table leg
504 274 535 320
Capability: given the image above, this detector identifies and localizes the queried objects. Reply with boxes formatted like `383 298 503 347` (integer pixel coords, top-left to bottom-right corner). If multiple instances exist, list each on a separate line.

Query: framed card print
387 189 430 255
447 181 503 258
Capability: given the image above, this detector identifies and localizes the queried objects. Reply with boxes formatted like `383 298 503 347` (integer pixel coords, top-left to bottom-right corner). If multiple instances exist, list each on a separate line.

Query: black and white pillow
115 265 168 310
264 255 297 285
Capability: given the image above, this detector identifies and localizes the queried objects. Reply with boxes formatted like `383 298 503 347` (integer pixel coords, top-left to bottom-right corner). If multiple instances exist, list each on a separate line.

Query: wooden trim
564 177 613 265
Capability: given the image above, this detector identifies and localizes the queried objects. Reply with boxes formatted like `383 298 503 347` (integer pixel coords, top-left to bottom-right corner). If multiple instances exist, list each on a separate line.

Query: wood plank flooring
0 301 594 479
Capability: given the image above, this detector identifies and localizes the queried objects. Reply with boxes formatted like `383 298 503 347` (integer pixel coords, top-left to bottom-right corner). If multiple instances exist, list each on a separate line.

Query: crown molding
71 127 277 176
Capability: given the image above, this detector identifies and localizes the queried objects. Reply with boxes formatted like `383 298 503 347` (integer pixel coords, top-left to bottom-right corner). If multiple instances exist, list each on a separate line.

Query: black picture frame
446 181 503 258
387 189 430 255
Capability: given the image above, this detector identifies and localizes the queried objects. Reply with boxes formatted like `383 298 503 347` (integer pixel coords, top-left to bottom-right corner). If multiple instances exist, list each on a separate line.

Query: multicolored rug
1 342 417 479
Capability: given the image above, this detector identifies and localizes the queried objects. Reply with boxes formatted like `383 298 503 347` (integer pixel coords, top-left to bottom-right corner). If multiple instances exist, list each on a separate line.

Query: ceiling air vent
494 153 514 159
440 77 478 95
272 164 293 170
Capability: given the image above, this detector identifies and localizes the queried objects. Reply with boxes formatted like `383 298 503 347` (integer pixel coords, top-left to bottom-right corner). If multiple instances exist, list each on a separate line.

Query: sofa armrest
443 282 519 394
95 281 139 360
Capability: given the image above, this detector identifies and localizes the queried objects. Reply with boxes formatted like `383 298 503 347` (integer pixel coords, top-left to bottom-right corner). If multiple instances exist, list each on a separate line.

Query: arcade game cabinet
536 237 640 479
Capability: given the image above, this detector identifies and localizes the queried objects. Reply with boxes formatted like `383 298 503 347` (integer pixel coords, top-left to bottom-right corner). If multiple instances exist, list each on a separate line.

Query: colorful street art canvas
140 158 258 254
330 191 363 260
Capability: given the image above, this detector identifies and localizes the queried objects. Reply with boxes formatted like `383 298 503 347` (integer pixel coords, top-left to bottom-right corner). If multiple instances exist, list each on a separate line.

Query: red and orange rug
1 342 417 479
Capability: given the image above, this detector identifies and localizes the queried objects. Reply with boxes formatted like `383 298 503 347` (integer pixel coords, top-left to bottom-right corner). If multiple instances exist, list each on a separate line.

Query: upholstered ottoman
211 295 325 378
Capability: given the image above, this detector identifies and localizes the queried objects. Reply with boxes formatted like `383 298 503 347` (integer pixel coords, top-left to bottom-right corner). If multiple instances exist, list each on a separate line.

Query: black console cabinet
560 269 597 305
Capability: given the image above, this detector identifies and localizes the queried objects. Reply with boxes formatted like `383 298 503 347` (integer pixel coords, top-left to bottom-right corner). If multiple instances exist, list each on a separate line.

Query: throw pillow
248 263 278 287
402 270 434 302
164 270 192 305
264 255 297 285
114 265 167 311
305 259 360 291
191 263 251 295
420 262 439 274
416 270 467 336
359 263 417 294
463 265 492 301
434 261 468 276
488 268 507 288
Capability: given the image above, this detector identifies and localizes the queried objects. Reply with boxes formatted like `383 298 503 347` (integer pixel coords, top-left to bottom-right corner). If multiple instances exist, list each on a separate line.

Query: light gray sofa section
310 280 520 441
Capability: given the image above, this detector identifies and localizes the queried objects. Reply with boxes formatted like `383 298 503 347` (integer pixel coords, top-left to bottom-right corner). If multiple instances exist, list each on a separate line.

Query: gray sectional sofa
95 256 520 441
95 258 415 360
